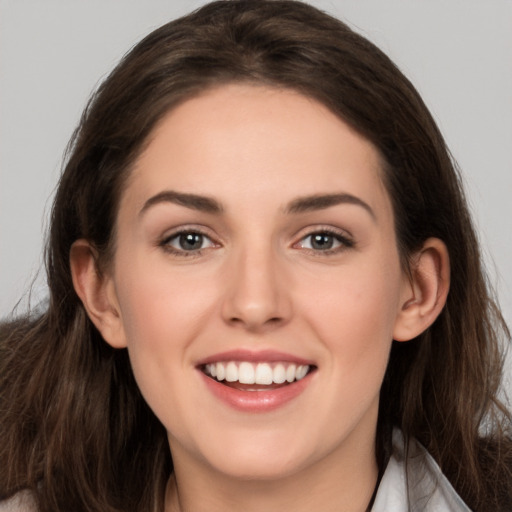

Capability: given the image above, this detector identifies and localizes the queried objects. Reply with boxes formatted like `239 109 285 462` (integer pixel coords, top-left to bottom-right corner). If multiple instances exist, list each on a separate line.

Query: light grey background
1 1 511 394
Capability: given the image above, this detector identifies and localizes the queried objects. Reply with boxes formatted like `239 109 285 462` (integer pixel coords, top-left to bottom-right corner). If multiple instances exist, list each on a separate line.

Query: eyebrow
139 190 223 217
139 190 375 221
285 193 376 220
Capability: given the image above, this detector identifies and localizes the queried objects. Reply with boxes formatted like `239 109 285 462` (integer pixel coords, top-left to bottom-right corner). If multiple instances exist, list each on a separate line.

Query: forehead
122 84 391 219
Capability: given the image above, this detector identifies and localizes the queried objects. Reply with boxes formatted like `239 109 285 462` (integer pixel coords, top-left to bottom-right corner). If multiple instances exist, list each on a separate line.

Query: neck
165 428 379 512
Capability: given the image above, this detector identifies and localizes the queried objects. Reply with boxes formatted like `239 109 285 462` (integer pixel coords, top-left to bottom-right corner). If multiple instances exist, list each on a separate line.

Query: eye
162 231 215 254
296 230 353 252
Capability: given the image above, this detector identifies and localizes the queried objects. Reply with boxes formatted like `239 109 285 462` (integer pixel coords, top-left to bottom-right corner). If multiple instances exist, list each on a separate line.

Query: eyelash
158 227 354 258
159 228 216 258
294 228 355 256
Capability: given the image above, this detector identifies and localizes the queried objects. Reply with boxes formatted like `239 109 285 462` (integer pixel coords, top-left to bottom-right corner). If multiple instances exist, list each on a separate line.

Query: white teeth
238 362 255 384
296 365 308 380
204 361 311 385
216 362 225 381
273 363 286 384
225 362 238 382
255 363 273 385
286 364 296 383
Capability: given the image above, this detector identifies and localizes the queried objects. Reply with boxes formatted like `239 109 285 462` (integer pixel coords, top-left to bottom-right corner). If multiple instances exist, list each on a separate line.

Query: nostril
227 315 283 327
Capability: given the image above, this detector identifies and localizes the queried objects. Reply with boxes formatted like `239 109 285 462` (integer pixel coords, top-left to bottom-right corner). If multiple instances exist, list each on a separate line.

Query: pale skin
70 84 450 512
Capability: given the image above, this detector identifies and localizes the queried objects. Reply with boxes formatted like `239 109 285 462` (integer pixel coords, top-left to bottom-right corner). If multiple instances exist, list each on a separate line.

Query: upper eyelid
292 225 353 241
159 228 218 257
163 230 214 245
157 224 353 247
158 229 219 257
292 226 355 252
160 225 219 242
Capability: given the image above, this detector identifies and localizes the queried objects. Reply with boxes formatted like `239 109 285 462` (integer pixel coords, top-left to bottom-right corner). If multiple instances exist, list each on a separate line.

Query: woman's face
107 84 411 480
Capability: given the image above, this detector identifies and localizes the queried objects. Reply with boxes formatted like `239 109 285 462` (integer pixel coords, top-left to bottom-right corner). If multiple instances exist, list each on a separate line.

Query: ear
69 239 127 348
393 238 450 342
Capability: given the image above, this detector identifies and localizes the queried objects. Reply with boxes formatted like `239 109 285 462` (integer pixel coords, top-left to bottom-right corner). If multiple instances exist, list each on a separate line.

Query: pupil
311 233 333 250
180 233 203 250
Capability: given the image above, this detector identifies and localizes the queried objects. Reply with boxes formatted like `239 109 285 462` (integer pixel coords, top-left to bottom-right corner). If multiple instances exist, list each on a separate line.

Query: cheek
301 254 403 369
112 257 222 392
282 256 403 450
111 267 212 428
115 256 215 341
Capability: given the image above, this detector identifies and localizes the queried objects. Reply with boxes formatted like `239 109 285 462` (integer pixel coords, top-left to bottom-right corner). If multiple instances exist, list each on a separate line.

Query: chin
208 451 311 482
190 426 322 481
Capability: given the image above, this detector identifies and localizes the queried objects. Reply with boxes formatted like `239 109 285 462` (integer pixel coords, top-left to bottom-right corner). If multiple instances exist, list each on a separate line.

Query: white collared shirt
372 430 471 511
0 431 472 512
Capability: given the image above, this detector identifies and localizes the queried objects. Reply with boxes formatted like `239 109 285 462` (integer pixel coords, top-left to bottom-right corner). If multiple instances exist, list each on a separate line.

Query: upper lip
195 349 315 367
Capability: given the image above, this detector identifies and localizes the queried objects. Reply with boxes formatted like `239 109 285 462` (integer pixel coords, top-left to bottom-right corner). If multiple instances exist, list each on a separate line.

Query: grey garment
372 430 471 511
0 431 471 512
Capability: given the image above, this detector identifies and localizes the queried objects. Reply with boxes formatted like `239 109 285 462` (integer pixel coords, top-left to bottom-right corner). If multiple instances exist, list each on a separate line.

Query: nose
221 245 292 332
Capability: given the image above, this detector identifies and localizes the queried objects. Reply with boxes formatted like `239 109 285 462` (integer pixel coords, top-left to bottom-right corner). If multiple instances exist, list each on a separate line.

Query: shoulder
0 491 37 512
372 430 471 512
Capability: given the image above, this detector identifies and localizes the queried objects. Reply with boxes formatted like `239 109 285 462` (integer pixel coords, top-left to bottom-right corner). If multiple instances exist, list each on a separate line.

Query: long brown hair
1 1 510 511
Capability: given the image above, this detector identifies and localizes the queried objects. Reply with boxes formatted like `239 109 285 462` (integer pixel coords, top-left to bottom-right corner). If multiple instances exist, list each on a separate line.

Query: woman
1 1 511 511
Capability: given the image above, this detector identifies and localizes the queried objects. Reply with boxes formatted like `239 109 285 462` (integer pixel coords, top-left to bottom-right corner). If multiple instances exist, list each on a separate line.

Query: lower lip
199 371 314 413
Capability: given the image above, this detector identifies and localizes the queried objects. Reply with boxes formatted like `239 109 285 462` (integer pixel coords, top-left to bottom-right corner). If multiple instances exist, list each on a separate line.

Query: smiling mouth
201 361 314 390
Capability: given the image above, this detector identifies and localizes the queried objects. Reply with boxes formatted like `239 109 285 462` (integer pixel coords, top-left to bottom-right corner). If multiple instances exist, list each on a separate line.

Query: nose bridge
222 235 291 330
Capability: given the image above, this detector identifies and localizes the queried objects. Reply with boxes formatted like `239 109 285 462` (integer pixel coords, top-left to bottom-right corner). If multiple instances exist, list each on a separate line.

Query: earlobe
393 238 450 342
69 239 127 349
